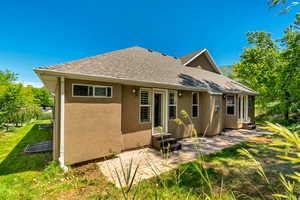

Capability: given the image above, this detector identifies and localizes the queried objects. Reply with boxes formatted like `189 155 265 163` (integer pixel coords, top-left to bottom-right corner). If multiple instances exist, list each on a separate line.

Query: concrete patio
97 128 273 187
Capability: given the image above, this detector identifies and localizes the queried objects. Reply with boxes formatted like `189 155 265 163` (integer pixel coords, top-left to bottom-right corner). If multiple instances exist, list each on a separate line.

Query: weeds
111 158 140 200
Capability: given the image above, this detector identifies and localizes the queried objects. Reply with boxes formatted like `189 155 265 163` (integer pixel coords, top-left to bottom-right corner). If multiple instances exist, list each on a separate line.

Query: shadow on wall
0 124 52 175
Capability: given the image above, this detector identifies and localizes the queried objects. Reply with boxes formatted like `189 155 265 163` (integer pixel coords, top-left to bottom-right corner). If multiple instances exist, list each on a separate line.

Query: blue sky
0 0 298 87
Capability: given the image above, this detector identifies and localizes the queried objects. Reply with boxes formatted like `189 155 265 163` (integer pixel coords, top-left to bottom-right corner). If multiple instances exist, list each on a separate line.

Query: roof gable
178 49 205 64
179 49 222 74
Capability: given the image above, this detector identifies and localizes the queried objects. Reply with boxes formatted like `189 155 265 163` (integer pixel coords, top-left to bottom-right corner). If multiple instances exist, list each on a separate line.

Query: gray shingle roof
35 46 257 95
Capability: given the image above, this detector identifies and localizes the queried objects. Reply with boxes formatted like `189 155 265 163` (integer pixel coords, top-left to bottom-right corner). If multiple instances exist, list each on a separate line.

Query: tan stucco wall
168 91 201 138
121 85 152 133
121 85 152 150
186 54 218 73
168 91 224 137
122 130 152 150
124 88 226 139
198 93 224 136
222 94 256 129
53 78 60 161
60 79 255 164
64 79 123 164
249 96 255 123
223 94 240 129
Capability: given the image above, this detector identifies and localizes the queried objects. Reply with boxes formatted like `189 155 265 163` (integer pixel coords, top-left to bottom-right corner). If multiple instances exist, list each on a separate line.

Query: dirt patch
44 163 115 200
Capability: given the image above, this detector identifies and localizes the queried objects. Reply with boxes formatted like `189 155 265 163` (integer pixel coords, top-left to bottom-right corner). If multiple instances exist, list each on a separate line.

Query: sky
0 0 298 87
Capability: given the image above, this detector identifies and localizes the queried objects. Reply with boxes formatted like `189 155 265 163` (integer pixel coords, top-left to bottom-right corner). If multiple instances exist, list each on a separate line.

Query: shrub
38 112 53 120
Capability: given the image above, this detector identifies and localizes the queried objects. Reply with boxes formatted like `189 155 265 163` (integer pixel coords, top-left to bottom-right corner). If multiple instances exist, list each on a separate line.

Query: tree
31 87 53 108
0 84 26 130
269 0 300 12
278 14 300 118
233 15 300 120
0 84 42 130
0 69 18 85
233 32 280 106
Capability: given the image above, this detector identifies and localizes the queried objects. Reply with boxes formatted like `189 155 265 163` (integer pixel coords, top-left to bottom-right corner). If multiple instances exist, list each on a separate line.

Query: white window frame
168 90 177 120
72 84 113 98
139 88 152 124
192 92 199 118
226 94 236 116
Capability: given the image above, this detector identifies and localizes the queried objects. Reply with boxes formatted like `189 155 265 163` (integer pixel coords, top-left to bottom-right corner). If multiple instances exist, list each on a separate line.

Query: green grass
0 121 299 199
0 121 52 199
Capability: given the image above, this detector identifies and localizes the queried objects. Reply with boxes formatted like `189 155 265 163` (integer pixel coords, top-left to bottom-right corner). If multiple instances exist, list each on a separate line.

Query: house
34 46 257 167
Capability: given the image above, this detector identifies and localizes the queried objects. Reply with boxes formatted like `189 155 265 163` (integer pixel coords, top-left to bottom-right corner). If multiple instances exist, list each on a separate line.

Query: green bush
38 112 53 120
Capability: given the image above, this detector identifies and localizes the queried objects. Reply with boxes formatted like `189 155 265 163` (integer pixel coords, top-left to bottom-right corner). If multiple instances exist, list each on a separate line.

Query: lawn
0 121 299 199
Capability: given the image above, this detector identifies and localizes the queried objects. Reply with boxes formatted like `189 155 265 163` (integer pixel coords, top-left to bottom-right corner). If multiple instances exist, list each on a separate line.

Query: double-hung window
226 95 235 115
140 89 152 123
168 91 177 120
73 84 112 98
192 92 199 118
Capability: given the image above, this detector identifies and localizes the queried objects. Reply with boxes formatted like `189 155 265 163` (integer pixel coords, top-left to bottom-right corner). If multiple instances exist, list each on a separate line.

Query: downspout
59 77 68 171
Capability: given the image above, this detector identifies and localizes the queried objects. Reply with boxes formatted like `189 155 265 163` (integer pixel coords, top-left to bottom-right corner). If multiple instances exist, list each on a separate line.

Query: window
72 84 112 98
94 86 112 97
226 95 235 115
192 92 199 118
73 85 93 96
168 91 177 120
140 89 152 123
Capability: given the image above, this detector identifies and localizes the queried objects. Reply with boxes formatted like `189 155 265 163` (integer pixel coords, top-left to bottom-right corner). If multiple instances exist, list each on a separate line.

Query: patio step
152 132 172 139
152 138 177 149
151 133 182 153
161 143 182 153
242 122 256 130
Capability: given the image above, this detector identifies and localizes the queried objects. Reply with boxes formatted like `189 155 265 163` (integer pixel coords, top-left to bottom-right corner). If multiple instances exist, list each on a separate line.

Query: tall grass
236 123 300 199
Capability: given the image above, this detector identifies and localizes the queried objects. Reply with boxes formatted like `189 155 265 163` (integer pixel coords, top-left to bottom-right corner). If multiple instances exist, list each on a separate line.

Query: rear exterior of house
34 46 257 166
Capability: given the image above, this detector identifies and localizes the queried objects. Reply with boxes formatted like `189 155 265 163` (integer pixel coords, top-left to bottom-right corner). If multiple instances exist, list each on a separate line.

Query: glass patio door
152 90 167 134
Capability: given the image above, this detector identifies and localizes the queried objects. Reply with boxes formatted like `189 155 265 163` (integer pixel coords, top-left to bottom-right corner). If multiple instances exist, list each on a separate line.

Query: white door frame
152 89 168 135
238 94 249 123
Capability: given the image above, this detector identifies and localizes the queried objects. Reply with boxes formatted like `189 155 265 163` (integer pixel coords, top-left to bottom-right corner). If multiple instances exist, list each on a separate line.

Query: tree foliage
233 15 300 120
0 69 18 85
0 84 42 130
0 70 52 130
269 0 300 13
32 87 53 108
